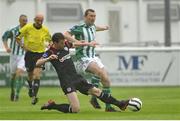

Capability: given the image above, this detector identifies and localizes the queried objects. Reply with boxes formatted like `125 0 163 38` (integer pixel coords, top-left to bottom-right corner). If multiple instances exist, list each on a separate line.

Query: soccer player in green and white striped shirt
66 9 116 112
2 14 28 101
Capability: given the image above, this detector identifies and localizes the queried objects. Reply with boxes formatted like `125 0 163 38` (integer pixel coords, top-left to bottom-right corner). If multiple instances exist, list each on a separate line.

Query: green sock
91 75 100 88
15 77 24 96
91 75 100 99
10 79 15 93
102 87 112 108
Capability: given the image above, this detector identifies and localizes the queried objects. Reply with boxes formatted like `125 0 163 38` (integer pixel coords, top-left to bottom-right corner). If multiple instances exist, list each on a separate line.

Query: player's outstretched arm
36 54 58 66
72 41 99 47
63 32 79 43
64 31 99 47
96 25 109 31
64 32 92 47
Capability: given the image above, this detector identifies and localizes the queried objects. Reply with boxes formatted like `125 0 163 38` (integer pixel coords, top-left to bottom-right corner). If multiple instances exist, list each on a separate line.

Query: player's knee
33 74 41 80
71 105 80 113
96 70 103 77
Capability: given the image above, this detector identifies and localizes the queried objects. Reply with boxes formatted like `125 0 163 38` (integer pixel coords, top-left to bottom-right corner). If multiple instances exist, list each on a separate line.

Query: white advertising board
1 47 180 86
95 47 180 86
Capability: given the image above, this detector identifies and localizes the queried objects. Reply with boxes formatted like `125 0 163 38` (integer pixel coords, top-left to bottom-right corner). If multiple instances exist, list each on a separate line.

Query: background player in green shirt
2 14 28 101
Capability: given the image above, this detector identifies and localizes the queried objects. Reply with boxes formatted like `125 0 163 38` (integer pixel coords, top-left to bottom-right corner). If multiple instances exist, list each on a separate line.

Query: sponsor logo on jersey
42 52 48 58
59 54 71 62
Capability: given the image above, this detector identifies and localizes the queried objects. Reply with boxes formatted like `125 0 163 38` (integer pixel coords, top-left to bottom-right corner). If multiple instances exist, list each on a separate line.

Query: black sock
32 79 40 97
27 80 32 89
50 103 72 113
97 92 120 107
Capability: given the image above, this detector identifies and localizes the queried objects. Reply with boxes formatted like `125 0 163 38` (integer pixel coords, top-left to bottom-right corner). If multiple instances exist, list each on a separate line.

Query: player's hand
48 54 58 60
5 47 11 53
104 25 109 30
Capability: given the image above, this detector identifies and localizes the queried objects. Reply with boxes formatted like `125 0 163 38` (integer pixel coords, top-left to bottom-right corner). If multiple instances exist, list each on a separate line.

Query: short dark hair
84 9 95 17
52 32 65 43
19 14 27 19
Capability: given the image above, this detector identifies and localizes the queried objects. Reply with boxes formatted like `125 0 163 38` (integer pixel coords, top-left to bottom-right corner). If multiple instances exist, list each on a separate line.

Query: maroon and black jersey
42 42 94 95
42 42 83 85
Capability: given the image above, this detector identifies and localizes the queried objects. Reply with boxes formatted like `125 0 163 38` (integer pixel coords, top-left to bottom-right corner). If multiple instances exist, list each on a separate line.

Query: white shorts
75 56 104 75
10 54 26 74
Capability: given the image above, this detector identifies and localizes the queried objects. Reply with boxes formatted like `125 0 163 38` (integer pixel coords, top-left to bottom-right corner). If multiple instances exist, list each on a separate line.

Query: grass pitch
0 86 180 120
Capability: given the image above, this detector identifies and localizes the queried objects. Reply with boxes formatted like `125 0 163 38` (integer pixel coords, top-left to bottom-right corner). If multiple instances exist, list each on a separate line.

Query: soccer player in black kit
36 32 129 113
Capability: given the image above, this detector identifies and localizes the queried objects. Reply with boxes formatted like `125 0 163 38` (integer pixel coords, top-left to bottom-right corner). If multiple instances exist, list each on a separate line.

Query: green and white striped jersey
69 22 96 59
2 25 25 55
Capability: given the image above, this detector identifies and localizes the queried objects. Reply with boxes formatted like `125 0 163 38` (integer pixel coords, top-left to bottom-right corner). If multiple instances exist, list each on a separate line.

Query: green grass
0 86 180 120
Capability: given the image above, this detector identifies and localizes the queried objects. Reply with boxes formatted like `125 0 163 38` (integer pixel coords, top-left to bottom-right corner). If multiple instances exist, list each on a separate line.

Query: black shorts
25 51 44 72
61 77 94 95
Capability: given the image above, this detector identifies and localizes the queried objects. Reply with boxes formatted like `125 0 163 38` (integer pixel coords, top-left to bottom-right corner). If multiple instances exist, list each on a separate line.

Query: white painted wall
142 0 180 43
0 0 180 51
0 0 35 51
36 0 88 34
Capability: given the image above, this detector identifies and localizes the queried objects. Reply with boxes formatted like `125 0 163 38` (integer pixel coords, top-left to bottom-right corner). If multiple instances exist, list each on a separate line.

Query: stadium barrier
0 47 180 86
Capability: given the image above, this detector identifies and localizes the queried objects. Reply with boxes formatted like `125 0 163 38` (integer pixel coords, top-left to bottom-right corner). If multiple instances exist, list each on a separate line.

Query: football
127 97 142 112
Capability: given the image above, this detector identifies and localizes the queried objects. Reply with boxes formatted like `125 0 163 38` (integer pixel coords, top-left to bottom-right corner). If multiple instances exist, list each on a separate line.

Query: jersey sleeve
2 30 12 42
68 25 82 35
39 50 51 70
